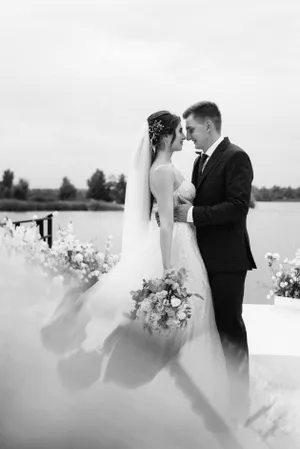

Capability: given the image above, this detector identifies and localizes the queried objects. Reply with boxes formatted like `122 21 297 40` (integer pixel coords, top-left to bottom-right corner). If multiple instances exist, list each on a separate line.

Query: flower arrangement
0 215 120 292
129 267 202 336
265 250 300 300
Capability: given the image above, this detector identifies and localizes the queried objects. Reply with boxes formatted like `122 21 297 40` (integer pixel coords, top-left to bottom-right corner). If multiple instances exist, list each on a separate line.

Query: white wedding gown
0 179 299 449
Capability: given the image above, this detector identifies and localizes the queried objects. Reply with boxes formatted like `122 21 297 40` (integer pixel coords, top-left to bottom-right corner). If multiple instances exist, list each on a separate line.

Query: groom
175 101 256 419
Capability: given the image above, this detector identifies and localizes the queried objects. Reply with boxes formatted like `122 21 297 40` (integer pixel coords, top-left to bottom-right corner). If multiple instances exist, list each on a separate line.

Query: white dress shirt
187 136 224 223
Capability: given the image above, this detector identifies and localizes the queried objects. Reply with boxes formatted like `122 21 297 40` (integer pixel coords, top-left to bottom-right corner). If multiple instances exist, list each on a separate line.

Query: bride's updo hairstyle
147 110 180 161
147 111 180 217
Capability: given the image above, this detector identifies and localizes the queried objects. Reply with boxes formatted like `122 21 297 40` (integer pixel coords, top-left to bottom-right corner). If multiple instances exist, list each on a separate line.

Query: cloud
0 0 299 187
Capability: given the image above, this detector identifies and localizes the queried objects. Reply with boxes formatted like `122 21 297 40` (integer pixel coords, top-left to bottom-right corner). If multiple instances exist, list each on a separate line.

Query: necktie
197 152 209 178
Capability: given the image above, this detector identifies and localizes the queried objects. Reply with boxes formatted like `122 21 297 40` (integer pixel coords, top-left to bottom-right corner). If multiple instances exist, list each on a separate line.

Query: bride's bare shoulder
150 163 174 184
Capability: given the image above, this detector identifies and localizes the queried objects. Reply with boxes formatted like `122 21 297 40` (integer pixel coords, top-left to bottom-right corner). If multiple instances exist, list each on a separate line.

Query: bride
0 111 297 449
42 110 230 408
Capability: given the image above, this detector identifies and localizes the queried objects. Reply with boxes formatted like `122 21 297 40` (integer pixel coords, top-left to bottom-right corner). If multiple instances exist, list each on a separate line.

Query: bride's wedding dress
0 178 234 449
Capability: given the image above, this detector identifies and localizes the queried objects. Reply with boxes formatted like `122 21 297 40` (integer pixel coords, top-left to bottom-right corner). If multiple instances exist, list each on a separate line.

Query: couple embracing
48 101 256 427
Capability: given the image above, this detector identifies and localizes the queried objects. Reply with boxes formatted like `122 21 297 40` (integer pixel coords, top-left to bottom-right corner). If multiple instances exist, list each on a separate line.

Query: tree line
0 169 127 204
252 185 300 201
1 169 299 204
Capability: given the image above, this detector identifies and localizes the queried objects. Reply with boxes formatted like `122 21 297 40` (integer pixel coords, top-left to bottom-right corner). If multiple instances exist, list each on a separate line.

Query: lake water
3 202 300 305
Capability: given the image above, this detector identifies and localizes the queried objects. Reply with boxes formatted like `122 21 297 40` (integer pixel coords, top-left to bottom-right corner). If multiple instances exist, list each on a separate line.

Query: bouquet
129 267 202 336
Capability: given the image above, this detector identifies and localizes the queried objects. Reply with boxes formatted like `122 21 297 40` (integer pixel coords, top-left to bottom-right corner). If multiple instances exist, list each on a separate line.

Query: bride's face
171 122 186 153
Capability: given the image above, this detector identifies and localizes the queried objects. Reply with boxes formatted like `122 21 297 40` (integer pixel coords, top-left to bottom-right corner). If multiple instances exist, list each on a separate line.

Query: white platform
244 304 300 357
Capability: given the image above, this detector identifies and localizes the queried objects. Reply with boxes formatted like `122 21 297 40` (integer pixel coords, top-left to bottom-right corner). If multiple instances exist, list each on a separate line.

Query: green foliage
252 185 300 201
0 199 123 212
106 173 127 204
59 177 77 200
29 189 59 202
13 178 29 200
2 169 14 190
0 169 15 198
86 169 110 201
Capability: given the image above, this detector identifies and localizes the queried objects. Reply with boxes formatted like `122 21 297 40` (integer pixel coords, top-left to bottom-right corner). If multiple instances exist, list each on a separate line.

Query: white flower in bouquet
177 311 187 321
96 253 105 263
170 297 181 308
73 253 83 264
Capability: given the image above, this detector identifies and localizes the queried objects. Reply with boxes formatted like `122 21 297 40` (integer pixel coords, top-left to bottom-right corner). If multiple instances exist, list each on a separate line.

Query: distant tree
0 169 14 198
2 169 14 189
106 174 126 203
115 173 127 204
13 178 29 200
86 169 109 201
59 177 77 200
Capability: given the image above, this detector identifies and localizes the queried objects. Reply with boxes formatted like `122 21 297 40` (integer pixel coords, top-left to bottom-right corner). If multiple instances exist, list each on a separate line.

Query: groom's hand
174 197 192 223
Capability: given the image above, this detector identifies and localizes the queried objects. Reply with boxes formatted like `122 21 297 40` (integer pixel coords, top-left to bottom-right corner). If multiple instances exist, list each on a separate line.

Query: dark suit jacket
191 137 256 273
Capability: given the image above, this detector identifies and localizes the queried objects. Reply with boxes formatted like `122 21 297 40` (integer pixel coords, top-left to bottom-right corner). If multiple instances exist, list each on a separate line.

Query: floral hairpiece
148 120 164 146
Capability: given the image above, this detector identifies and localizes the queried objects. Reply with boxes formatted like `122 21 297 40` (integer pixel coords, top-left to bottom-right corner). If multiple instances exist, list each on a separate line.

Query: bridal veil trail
0 250 300 449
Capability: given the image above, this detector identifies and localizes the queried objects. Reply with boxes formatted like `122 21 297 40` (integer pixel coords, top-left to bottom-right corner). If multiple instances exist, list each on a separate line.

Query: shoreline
1 199 299 213
0 199 124 212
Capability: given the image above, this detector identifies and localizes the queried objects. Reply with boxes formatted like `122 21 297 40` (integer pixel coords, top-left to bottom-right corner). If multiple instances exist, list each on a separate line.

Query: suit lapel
196 137 230 190
191 155 201 187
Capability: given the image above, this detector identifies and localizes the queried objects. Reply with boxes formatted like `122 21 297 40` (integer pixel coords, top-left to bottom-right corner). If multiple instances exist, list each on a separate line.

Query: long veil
120 123 151 262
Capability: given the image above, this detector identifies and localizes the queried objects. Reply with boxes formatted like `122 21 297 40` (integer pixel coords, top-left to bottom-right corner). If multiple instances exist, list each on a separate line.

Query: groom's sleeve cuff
187 206 194 223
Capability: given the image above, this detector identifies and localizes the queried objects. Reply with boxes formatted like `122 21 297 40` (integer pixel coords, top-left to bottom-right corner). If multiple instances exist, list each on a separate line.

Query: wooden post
48 215 53 248
37 219 44 241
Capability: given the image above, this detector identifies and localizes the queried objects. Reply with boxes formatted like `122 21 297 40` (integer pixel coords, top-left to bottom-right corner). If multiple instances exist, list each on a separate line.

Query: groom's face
185 114 208 151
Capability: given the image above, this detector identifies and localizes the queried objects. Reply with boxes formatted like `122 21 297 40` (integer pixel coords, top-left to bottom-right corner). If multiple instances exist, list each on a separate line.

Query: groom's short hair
183 101 222 132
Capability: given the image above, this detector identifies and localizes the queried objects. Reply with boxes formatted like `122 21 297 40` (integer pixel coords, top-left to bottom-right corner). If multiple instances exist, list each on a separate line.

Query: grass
0 199 124 212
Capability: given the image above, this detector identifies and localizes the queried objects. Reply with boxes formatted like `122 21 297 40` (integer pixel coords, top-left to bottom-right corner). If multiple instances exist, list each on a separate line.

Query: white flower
166 318 178 328
264 252 273 260
276 272 282 278
177 311 187 321
96 253 105 263
67 222 73 233
273 253 280 260
156 290 168 300
74 253 83 263
171 297 181 308
102 263 109 272
140 300 152 313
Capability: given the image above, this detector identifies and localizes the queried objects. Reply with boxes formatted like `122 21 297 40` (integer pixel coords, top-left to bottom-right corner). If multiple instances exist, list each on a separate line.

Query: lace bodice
173 180 196 206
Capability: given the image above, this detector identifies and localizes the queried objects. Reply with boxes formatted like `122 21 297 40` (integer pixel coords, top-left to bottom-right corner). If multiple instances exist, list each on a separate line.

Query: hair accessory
148 120 164 146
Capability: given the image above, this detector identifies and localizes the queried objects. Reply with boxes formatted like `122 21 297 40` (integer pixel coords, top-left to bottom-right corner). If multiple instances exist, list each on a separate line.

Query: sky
0 0 299 189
